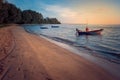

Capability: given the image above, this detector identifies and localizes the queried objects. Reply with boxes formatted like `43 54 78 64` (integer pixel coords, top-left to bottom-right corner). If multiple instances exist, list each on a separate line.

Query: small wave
23 26 120 64
92 43 120 54
51 37 120 64
51 37 74 45
95 49 120 58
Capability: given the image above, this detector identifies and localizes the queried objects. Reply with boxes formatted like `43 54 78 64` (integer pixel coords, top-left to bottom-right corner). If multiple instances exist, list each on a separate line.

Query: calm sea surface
23 24 120 63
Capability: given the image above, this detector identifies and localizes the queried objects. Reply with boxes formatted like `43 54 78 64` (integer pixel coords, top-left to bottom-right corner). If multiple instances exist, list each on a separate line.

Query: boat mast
86 19 88 27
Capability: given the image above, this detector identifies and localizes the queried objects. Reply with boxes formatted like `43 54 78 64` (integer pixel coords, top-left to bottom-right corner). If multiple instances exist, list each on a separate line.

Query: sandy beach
0 25 119 80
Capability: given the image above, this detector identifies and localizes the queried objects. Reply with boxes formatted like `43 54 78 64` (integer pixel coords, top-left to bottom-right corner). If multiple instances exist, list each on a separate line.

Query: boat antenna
86 19 88 27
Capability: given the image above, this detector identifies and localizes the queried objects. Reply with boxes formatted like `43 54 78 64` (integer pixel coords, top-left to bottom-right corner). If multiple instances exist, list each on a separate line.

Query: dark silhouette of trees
43 17 60 24
21 10 43 24
0 0 3 3
0 0 3 10
0 1 61 24
0 2 22 24
48 18 61 24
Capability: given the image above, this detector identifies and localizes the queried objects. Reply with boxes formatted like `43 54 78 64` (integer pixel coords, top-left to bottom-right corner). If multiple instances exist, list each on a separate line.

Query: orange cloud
45 4 120 24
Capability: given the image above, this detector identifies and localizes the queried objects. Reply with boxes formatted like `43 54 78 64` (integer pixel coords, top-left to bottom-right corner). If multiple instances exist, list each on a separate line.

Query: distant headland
0 0 61 24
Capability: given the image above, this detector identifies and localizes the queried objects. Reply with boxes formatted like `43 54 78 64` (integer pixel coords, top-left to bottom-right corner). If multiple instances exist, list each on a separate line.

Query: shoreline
0 25 119 80
24 26 120 78
23 24 120 64
40 35 120 79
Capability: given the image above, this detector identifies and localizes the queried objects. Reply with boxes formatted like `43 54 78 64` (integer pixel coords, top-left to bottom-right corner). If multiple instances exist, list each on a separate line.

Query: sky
8 0 120 24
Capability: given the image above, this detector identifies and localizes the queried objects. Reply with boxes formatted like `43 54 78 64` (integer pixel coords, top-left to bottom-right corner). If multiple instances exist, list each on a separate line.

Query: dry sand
0 25 119 80
0 27 14 61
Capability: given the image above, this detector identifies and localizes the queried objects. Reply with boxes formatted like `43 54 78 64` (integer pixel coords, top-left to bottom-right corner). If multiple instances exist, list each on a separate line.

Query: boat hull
77 29 103 35
40 27 48 29
51 26 59 28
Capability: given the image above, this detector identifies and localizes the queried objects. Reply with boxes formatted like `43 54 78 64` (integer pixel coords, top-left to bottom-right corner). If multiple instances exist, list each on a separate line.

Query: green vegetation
0 0 61 24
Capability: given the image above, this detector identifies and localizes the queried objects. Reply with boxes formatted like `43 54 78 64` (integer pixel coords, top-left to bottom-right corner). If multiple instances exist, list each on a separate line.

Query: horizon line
61 23 120 25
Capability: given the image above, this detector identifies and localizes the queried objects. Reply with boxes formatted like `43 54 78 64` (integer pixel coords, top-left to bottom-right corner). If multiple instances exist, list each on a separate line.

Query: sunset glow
8 0 120 24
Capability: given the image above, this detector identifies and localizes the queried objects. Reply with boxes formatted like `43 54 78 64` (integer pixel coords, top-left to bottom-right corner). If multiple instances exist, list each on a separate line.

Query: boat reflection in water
76 33 103 46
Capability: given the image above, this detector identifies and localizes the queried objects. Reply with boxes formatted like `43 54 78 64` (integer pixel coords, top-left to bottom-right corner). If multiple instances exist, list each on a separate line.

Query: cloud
8 0 120 24
44 5 84 23
45 5 77 17
44 4 120 24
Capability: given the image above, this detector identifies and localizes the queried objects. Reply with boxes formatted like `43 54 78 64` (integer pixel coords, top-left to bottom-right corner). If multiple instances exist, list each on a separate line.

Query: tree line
0 0 61 24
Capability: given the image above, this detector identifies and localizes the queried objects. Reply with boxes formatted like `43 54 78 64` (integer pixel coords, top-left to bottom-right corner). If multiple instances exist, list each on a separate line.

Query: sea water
23 24 120 63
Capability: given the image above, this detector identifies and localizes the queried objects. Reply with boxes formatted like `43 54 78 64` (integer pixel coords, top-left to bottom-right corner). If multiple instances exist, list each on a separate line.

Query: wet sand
0 25 119 80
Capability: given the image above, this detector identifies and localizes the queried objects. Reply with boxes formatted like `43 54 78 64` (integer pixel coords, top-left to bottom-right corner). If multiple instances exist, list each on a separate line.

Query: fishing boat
51 26 59 28
76 28 104 35
40 27 48 29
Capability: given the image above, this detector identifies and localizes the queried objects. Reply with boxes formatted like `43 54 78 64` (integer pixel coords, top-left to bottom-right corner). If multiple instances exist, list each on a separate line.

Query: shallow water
23 24 120 63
